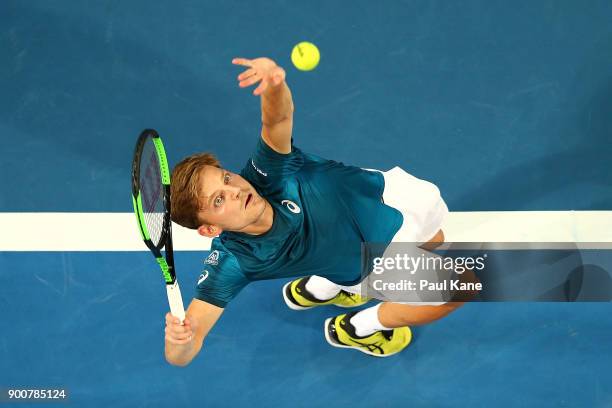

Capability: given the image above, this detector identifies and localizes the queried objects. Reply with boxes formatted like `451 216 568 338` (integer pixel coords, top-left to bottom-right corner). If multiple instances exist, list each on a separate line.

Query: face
196 165 267 234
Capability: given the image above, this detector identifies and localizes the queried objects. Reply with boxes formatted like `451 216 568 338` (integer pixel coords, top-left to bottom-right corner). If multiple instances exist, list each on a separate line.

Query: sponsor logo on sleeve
197 270 209 285
204 250 219 265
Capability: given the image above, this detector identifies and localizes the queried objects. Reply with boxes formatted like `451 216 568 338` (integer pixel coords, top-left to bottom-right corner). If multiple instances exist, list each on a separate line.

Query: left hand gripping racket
131 129 185 323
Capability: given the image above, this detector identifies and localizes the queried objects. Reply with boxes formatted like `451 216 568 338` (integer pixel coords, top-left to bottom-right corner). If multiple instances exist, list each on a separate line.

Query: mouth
245 193 252 209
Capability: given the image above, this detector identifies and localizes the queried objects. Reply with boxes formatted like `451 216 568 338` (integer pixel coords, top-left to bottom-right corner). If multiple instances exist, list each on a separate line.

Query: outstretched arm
233 57 294 154
164 298 223 366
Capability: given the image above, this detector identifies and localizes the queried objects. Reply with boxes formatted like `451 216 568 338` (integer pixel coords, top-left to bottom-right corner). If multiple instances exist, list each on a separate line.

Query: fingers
233 58 285 95
165 326 191 341
232 58 252 67
251 68 284 95
239 73 262 89
237 68 256 82
165 312 177 324
165 313 194 345
253 79 269 96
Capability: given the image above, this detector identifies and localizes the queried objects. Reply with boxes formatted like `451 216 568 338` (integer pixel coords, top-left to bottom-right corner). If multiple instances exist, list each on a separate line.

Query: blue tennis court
1 1 611 406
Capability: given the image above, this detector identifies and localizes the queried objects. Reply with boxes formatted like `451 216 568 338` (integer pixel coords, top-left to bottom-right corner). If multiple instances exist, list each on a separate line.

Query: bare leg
378 301 464 327
419 228 445 251
377 228 474 328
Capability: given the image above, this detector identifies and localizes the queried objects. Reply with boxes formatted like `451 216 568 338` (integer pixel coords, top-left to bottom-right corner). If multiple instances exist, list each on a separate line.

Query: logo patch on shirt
204 250 219 265
251 159 268 177
281 199 301 214
197 270 209 285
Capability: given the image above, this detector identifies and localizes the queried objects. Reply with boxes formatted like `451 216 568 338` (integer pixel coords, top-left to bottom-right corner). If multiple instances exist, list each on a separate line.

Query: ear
197 224 222 238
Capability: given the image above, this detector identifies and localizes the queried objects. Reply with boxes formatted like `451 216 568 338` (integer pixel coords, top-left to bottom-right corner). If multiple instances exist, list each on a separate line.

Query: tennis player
164 57 467 365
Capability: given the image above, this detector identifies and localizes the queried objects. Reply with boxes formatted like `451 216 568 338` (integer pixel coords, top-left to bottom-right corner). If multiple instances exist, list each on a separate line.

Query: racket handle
166 281 186 324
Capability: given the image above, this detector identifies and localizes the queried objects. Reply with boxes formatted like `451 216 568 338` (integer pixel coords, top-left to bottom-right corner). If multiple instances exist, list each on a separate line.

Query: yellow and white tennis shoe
324 312 412 357
283 277 370 310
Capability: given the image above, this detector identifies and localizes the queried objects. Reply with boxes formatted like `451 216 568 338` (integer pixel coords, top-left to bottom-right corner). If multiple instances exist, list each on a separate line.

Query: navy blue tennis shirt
195 138 403 307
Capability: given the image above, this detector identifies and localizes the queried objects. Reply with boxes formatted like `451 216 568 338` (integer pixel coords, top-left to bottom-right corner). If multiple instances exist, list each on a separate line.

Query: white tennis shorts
380 166 448 243
338 166 449 305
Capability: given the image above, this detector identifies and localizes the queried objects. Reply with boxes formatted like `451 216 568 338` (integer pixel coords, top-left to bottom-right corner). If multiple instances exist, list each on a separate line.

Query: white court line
0 211 611 251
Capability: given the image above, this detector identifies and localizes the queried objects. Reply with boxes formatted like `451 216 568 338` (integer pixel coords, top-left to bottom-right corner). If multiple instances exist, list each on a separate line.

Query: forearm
261 81 294 126
165 338 203 367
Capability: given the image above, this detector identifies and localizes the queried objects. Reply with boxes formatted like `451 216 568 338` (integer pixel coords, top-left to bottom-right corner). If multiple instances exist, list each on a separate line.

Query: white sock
349 303 393 337
305 275 341 301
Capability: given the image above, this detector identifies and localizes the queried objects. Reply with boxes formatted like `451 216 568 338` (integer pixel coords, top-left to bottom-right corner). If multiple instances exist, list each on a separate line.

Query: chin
254 199 266 215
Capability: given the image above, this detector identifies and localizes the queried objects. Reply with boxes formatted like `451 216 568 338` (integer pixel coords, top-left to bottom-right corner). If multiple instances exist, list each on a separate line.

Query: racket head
131 129 175 281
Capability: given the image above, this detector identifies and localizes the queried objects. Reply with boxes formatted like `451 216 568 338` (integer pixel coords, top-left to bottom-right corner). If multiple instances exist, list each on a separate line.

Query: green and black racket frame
131 129 185 323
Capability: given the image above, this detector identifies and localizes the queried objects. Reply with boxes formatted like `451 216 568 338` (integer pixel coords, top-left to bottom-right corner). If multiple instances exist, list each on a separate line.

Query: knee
420 229 445 251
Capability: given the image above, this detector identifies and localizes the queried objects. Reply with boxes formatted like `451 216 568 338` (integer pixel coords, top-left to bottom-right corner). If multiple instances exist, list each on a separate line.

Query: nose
228 184 241 200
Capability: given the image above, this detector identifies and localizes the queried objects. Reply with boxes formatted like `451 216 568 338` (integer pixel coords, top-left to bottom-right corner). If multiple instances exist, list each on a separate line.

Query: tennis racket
131 129 185 323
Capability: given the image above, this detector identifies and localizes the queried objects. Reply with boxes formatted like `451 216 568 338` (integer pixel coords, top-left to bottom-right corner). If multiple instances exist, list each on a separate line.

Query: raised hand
232 57 286 96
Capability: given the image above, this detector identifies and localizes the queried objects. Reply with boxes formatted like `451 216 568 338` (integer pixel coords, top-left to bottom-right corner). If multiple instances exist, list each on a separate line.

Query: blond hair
170 152 221 229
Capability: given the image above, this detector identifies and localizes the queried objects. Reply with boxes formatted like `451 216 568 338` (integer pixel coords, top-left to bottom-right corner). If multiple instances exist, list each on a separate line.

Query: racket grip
166 281 186 324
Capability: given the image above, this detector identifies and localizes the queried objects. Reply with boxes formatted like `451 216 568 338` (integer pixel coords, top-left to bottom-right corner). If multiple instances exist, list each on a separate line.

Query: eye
214 193 224 207
224 173 231 184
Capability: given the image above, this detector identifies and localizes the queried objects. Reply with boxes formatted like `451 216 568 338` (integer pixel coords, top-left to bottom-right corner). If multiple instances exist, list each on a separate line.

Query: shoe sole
323 318 396 358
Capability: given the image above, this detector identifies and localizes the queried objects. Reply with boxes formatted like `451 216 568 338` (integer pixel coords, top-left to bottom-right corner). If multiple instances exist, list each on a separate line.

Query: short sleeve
240 138 304 188
194 238 249 308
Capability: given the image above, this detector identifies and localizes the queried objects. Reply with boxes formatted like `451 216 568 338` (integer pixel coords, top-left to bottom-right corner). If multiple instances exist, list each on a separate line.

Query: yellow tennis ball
291 42 320 71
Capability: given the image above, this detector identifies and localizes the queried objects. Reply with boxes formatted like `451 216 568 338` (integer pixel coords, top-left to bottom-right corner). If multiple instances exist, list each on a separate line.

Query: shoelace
341 291 363 304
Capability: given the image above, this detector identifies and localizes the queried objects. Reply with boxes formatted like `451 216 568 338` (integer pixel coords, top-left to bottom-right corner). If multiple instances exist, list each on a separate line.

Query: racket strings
140 142 166 246
143 208 164 244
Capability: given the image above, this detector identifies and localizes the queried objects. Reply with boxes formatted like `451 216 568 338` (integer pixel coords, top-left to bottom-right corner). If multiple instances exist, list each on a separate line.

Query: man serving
164 56 463 364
